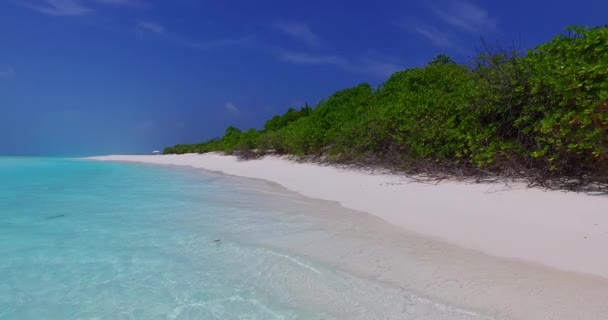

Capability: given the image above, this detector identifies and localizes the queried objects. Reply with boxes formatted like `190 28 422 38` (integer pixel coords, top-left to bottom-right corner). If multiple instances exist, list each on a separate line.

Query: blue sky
1 0 606 156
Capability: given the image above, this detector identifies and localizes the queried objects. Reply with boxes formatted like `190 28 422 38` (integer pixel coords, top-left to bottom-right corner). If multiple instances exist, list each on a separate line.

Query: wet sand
89 154 608 319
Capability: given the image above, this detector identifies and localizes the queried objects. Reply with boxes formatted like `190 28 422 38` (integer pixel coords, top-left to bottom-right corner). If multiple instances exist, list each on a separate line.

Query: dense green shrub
234 129 262 151
263 105 312 132
315 84 375 156
164 26 608 182
277 84 375 156
277 115 321 155
346 57 519 167
257 130 285 152
516 26 608 171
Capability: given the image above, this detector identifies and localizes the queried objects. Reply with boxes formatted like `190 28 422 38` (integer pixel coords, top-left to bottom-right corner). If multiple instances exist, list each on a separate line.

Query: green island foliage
163 26 608 183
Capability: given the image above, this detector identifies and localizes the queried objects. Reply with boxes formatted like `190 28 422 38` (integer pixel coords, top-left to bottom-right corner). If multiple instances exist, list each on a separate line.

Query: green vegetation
164 26 608 184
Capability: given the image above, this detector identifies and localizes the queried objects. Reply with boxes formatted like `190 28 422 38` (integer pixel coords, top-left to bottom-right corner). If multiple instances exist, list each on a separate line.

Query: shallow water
0 158 492 319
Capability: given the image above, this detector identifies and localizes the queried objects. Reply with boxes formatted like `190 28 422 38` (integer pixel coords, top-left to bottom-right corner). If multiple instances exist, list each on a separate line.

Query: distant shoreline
89 153 608 279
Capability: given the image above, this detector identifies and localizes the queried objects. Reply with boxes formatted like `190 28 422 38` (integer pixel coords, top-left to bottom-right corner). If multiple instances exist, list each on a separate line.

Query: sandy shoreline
87 154 608 319
89 153 608 279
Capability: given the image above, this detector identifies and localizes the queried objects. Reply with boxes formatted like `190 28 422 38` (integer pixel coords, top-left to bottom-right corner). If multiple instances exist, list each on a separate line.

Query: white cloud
135 21 253 49
136 21 166 35
278 51 402 78
431 1 496 33
279 52 349 67
273 20 401 78
186 36 254 49
397 2 493 50
23 0 144 16
355 58 403 78
273 21 320 47
94 0 143 5
0 67 16 80
225 102 240 116
25 0 92 16
413 25 453 47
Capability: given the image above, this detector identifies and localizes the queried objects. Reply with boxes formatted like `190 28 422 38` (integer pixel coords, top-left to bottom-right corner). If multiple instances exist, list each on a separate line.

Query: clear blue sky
1 0 606 156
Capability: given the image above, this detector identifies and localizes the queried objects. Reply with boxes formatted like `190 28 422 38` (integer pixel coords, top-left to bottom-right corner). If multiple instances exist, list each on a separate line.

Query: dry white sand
88 153 608 319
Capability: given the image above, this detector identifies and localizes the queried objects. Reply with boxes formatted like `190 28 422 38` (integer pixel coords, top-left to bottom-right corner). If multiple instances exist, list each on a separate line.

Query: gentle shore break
89 153 608 279
88 154 608 319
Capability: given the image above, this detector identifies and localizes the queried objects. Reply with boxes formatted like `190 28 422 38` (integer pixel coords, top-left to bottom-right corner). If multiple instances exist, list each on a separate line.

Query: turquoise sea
0 158 491 320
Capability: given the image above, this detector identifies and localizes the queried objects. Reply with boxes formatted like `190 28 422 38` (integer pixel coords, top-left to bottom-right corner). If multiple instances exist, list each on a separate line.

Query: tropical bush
516 26 608 173
164 26 608 184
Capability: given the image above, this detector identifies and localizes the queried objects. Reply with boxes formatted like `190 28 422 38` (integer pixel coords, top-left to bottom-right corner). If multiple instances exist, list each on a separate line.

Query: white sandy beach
89 153 608 319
